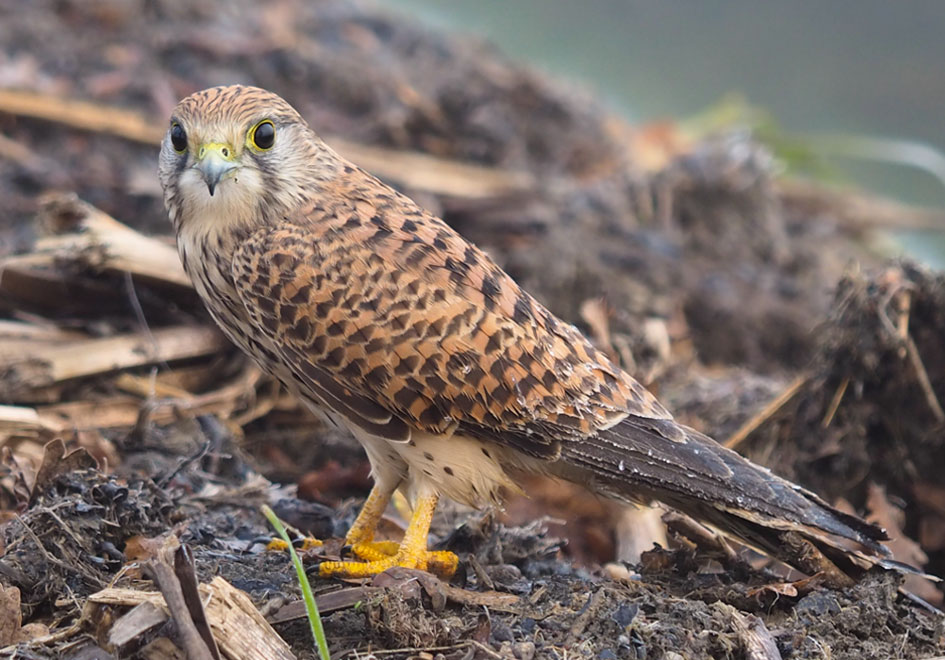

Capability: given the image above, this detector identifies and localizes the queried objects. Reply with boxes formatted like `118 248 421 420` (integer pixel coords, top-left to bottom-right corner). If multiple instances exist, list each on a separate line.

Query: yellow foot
266 537 324 552
319 547 459 579
347 540 401 561
323 487 456 578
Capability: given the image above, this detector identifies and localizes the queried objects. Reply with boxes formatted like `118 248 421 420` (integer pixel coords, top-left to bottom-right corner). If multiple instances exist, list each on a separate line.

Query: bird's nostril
222 147 229 157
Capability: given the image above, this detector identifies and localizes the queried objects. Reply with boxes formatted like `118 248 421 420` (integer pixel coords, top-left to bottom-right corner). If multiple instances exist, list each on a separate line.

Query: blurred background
382 0 945 264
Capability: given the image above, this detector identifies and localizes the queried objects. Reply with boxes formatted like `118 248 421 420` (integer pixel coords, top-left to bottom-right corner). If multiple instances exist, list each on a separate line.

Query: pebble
512 641 536 660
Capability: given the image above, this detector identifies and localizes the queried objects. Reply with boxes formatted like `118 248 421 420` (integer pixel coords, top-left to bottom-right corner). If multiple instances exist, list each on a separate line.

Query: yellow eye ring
249 119 276 151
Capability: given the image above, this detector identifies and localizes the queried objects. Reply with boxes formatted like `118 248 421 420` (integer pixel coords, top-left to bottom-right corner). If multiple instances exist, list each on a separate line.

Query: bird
159 85 891 582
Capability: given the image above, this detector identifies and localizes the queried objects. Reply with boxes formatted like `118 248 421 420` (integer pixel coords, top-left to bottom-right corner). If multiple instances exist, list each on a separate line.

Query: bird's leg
320 487 458 579
343 480 401 559
268 478 397 556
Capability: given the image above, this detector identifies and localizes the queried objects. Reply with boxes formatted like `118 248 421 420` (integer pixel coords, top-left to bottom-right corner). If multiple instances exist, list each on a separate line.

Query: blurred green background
380 0 945 265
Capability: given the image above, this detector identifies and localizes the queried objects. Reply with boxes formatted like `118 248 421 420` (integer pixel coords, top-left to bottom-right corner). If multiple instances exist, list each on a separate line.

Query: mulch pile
1 0 944 657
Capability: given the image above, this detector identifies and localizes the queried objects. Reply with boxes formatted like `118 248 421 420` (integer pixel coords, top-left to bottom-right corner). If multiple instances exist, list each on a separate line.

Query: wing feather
230 182 669 455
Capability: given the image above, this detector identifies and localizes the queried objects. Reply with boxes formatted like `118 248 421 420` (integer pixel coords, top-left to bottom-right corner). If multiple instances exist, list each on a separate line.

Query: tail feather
556 415 893 578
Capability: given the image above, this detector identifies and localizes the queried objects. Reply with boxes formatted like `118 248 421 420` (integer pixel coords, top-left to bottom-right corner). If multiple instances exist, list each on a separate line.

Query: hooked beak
195 143 238 196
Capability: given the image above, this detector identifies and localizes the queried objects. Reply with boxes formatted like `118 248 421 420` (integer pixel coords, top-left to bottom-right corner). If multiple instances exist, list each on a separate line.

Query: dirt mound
1 0 943 657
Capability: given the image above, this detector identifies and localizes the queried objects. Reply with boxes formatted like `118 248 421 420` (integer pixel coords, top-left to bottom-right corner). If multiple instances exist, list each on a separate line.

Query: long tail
555 415 895 582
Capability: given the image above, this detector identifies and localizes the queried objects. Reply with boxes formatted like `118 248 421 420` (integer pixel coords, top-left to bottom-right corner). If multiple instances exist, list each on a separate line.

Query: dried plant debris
2 464 170 621
1 0 944 657
735 262 945 590
1 213 940 657
1 0 927 377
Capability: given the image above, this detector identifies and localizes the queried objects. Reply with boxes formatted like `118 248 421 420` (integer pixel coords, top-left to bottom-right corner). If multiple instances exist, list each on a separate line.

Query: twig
890 287 944 423
896 289 912 339
0 325 228 399
465 554 495 591
157 438 212 489
0 621 84 649
777 178 945 232
347 641 502 658
32 193 192 288
905 334 945 423
146 539 217 660
0 89 534 199
14 514 105 589
35 506 86 548
662 511 736 560
724 374 808 449
124 271 171 373
329 137 534 199
23 366 262 435
820 376 849 429
568 588 607 639
0 133 44 169
174 544 220 660
0 88 163 144
88 581 295 659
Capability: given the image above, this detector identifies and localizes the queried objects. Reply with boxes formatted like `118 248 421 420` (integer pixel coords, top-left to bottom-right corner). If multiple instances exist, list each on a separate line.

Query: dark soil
1 0 944 658
6 435 944 659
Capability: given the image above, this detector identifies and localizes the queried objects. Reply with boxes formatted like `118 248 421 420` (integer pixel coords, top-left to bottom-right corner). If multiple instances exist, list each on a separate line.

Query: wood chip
0 585 22 647
34 192 191 289
88 578 296 659
0 325 228 400
268 586 378 624
108 601 169 650
718 603 783 660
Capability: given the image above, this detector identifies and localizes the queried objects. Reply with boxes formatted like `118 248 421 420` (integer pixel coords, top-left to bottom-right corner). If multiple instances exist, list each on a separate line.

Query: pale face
160 116 280 235
157 85 331 237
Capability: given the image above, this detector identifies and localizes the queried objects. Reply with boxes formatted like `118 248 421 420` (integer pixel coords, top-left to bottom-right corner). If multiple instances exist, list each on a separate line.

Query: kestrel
159 85 890 580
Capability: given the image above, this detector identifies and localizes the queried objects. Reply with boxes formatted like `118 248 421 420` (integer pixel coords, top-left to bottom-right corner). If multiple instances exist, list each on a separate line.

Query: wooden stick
820 376 849 428
0 320 87 342
905 334 945 423
34 193 192 289
0 133 43 169
0 325 227 400
0 322 91 361
892 288 945 423
723 374 808 449
0 89 534 199
717 603 783 660
113 372 194 400
88 579 296 660
0 88 164 145
0 253 119 311
145 542 220 660
25 365 263 432
777 179 945 232
328 137 534 199
0 404 65 438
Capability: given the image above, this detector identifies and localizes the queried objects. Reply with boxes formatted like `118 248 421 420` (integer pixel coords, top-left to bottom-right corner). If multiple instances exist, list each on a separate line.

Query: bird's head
158 85 339 234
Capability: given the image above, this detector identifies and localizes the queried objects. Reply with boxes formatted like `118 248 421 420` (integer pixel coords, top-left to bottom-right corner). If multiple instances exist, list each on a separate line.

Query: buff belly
347 425 524 510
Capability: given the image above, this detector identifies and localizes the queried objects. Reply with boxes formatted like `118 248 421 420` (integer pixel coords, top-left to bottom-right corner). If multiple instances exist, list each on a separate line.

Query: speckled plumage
160 85 892 579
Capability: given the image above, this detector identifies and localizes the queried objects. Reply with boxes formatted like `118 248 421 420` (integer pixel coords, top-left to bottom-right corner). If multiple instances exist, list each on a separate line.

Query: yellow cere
197 142 236 161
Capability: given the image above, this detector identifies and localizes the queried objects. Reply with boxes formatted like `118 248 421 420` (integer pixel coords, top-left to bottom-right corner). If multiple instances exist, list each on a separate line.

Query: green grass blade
261 505 331 660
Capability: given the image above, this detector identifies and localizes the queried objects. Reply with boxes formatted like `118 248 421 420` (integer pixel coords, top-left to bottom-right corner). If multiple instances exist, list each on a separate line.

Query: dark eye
170 122 187 153
251 120 275 150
